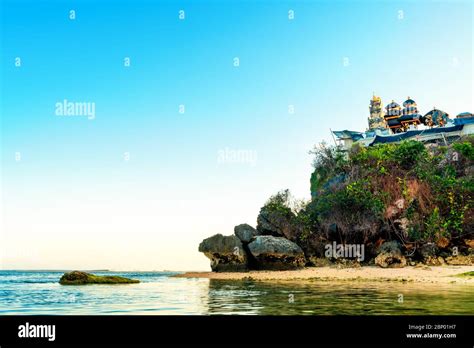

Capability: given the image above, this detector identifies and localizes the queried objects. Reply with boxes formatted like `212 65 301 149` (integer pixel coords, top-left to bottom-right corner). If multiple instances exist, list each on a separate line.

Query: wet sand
175 266 474 284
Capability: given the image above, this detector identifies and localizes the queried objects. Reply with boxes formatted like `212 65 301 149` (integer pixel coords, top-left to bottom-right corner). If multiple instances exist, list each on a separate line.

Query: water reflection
205 279 474 315
1 271 472 315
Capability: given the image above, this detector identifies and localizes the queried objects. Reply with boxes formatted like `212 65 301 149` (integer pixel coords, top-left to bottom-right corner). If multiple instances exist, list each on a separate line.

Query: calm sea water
0 271 473 315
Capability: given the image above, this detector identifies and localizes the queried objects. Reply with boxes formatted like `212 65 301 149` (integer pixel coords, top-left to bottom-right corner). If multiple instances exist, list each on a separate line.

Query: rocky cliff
199 137 474 271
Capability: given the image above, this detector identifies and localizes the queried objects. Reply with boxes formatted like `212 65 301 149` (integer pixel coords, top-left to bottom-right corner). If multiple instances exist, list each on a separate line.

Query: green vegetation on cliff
259 136 474 261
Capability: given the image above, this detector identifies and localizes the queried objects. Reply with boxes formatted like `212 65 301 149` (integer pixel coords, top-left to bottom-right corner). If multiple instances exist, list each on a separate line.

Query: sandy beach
176 265 474 284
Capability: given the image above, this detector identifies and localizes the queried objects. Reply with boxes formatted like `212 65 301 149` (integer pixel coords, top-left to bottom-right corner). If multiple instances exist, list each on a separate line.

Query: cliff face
305 137 474 262
199 137 474 271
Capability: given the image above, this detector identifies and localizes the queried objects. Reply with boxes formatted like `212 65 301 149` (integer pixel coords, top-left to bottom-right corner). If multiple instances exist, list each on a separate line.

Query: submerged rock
247 235 306 270
198 234 248 272
234 224 259 243
59 271 139 285
375 241 407 268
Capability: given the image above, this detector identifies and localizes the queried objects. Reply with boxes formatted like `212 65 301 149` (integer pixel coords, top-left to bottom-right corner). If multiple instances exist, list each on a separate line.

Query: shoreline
175 265 474 284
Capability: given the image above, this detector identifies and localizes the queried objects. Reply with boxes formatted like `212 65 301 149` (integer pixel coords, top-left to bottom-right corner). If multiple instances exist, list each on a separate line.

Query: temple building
423 108 449 127
381 97 423 133
384 101 402 129
368 95 387 130
333 95 474 149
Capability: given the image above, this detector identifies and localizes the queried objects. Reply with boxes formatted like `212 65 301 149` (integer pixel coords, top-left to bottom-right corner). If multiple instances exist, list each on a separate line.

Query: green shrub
309 143 348 193
266 137 474 248
453 141 474 161
392 140 427 169
263 189 293 217
351 143 395 166
424 207 446 241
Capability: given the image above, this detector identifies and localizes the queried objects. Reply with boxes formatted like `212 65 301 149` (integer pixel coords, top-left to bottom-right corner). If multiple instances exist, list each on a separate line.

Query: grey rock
419 243 438 259
234 224 259 243
248 235 306 270
256 208 299 241
199 234 248 272
375 241 407 268
376 240 401 254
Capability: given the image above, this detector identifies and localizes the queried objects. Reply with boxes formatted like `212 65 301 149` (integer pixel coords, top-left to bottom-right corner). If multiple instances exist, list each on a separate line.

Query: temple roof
385 101 400 109
403 97 417 106
371 124 466 145
457 112 473 118
453 116 474 125
333 130 364 141
424 109 449 118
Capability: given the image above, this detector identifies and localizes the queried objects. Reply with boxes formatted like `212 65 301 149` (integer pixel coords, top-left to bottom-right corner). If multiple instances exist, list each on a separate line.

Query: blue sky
1 0 472 270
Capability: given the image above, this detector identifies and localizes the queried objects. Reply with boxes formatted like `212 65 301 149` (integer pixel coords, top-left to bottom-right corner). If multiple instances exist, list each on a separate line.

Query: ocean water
0 271 473 315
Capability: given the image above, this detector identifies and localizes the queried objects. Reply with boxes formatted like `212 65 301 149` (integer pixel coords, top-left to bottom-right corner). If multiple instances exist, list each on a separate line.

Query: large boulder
199 234 248 272
256 208 299 241
247 235 306 270
375 241 407 268
419 243 439 259
234 224 259 243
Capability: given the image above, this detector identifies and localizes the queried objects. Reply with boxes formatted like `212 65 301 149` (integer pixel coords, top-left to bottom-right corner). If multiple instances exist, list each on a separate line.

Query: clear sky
1 0 472 270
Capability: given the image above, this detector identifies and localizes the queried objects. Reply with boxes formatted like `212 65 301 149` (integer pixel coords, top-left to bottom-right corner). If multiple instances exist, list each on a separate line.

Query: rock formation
59 271 139 285
198 234 248 272
374 241 407 268
248 235 305 270
199 224 306 271
256 208 299 241
234 223 259 243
